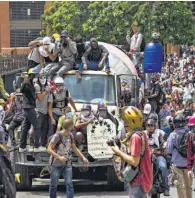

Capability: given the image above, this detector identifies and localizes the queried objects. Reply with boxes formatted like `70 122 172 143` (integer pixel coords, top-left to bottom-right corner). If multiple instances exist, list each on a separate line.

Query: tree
42 1 195 45
41 1 90 38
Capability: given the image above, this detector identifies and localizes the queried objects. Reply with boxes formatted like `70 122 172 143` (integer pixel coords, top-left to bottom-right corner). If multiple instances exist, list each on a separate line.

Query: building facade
0 1 51 51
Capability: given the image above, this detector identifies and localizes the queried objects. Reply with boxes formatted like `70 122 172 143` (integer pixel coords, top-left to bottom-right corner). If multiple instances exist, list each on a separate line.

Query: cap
43 37 51 45
143 104 151 114
171 108 176 112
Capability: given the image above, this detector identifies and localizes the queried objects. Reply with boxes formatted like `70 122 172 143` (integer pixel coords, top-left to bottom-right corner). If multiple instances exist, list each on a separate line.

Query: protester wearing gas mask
7 89 24 148
32 71 51 151
48 77 77 137
19 73 42 152
49 30 77 79
75 104 95 151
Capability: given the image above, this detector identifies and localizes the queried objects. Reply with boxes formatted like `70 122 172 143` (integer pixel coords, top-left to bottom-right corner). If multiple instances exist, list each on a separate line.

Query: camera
107 136 121 148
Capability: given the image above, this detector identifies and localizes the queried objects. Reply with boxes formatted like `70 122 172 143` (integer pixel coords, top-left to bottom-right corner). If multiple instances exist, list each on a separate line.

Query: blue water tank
143 42 163 73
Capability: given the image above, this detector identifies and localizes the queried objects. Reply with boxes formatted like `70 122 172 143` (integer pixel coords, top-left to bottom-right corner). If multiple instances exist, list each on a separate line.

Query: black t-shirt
151 83 161 100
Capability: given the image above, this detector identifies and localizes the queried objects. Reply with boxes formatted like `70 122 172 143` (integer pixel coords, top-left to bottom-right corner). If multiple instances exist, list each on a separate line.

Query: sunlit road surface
16 179 195 198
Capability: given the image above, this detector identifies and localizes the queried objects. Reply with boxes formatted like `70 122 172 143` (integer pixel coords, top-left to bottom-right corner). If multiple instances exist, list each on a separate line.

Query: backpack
113 131 146 183
0 146 16 198
48 133 63 166
173 131 190 158
52 89 69 109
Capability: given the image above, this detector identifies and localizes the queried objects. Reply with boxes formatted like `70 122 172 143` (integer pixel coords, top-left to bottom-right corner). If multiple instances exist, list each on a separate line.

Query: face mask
39 75 47 86
56 84 64 93
33 78 38 85
16 96 23 103
66 112 72 119
99 110 107 119
82 110 90 117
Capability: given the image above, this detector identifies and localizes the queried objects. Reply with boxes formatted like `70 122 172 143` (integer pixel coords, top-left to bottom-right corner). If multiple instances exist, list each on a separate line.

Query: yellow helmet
122 106 143 130
52 33 60 40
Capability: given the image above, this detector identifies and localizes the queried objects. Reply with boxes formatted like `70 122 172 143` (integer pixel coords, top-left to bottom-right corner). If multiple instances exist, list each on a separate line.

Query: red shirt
187 134 195 171
129 131 153 193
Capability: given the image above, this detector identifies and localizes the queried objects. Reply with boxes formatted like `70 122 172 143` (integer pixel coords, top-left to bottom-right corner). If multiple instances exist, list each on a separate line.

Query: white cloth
39 43 55 58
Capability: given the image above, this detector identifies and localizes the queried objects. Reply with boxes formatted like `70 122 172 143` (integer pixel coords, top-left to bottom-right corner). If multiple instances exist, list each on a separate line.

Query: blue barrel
143 42 163 73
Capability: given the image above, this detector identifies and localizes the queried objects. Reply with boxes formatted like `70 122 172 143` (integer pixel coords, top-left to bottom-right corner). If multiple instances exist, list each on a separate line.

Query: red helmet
188 116 195 126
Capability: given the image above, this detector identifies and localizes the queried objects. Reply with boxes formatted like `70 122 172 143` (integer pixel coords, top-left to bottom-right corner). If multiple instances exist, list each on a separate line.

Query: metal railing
0 54 28 75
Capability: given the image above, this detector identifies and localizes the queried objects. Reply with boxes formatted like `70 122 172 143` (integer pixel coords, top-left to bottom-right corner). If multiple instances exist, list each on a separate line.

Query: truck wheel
15 164 32 190
107 166 128 191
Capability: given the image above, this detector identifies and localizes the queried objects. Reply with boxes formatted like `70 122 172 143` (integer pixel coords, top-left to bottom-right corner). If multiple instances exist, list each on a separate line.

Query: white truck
11 42 139 191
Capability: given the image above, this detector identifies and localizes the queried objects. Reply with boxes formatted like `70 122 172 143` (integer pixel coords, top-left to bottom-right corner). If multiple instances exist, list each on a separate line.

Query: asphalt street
16 180 195 198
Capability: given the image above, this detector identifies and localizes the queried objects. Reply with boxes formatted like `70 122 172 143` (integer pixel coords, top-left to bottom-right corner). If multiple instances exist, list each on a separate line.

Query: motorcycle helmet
146 119 156 126
173 115 186 128
148 113 158 124
122 106 143 130
81 104 92 117
97 101 107 109
54 77 64 85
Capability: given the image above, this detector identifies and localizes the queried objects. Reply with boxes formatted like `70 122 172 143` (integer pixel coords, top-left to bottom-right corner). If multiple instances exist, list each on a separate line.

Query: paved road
16 180 195 198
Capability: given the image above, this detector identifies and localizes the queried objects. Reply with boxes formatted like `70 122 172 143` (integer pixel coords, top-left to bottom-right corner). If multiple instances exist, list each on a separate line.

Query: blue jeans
129 186 146 198
157 156 169 191
79 58 109 72
49 165 74 198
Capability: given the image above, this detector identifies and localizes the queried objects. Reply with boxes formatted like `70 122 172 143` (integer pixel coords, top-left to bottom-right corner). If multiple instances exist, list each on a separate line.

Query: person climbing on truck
7 89 24 148
48 77 77 137
75 37 110 79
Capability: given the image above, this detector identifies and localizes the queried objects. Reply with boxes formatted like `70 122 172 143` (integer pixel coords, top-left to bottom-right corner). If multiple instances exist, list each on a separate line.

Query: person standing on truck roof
49 30 77 79
126 22 143 54
111 106 152 198
48 77 77 137
19 72 43 152
75 37 110 79
48 119 88 198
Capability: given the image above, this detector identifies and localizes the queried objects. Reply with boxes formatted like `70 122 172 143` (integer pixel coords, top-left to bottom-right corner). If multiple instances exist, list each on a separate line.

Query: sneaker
34 146 47 152
164 190 170 196
75 71 82 80
28 146 34 152
19 148 27 152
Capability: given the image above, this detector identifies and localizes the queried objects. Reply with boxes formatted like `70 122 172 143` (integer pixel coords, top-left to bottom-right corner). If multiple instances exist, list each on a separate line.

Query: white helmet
54 77 64 84
143 103 151 115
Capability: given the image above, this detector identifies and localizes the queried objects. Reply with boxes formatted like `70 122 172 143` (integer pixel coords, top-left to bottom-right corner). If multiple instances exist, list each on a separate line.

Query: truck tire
107 166 128 191
15 164 32 190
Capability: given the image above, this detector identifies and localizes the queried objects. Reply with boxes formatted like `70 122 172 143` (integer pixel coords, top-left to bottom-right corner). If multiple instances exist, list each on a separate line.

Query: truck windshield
64 75 116 105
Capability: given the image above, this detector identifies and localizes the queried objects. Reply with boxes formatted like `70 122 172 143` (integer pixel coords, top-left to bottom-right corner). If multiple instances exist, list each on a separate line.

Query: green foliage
42 1 195 44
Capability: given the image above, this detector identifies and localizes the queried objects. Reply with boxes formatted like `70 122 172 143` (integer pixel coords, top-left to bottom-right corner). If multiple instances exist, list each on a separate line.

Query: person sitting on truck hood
74 104 96 151
49 30 77 79
75 38 110 79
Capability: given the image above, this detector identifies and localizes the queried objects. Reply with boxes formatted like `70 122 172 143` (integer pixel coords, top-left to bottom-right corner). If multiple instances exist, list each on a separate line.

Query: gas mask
15 93 23 103
98 108 107 119
39 75 47 86
56 84 64 93
82 109 91 117
33 77 38 85
91 42 98 51
60 37 68 48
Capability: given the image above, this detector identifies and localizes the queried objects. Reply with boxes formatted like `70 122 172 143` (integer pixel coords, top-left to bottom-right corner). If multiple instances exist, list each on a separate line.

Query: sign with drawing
87 119 116 159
